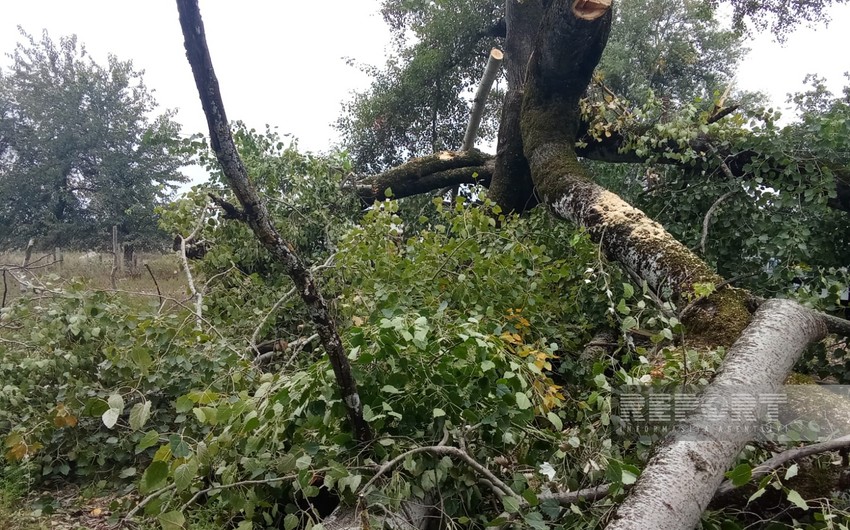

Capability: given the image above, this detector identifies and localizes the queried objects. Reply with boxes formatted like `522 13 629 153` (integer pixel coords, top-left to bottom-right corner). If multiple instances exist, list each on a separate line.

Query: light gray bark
606 299 828 530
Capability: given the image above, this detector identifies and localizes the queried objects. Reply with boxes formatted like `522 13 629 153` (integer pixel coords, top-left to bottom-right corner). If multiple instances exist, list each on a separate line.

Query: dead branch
360 445 518 501
707 105 739 125
144 263 164 312
177 0 371 443
208 192 246 220
714 435 850 498
177 212 207 328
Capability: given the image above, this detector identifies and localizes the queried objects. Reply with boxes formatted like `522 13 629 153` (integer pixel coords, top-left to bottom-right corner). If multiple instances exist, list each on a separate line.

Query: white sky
2 1 849 161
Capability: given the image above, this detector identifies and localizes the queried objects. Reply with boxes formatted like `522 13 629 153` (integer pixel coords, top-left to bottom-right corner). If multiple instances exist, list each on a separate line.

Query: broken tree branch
607 299 828 530
176 0 372 443
351 151 494 204
461 48 504 151
715 434 850 498
144 263 164 312
178 212 207 328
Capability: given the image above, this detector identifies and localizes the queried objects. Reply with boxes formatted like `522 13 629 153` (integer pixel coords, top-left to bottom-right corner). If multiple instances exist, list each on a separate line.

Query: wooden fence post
111 226 119 289
20 238 34 293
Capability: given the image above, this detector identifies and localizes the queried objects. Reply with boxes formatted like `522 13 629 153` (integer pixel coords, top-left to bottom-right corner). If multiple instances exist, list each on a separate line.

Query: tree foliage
336 0 504 173
600 0 746 104
0 30 188 250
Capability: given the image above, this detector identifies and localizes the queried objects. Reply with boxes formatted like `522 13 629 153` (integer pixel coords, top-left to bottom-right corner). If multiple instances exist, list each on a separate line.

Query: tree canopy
0 30 188 250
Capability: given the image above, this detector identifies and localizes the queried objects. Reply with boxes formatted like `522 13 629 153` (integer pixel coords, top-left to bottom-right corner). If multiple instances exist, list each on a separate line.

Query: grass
1 250 188 308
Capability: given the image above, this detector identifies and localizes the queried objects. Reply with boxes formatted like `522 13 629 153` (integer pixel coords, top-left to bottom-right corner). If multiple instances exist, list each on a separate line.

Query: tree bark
606 300 827 530
486 0 547 212
351 150 493 204
176 0 371 443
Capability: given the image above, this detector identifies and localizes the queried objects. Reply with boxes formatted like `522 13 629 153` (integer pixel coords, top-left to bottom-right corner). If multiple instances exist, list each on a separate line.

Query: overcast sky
2 1 849 157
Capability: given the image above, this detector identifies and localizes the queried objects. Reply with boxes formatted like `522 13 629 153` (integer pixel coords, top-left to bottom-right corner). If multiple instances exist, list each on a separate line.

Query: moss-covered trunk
515 0 751 342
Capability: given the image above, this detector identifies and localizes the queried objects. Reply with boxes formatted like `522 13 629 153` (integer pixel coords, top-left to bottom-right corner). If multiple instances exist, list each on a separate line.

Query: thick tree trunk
606 300 827 530
518 0 751 342
486 0 546 212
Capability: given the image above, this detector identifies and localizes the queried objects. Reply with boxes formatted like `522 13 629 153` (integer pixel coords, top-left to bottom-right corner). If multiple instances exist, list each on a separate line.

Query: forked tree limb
176 0 371 443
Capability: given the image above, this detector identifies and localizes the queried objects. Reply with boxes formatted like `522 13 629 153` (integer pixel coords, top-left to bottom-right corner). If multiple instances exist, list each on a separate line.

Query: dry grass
1 250 188 307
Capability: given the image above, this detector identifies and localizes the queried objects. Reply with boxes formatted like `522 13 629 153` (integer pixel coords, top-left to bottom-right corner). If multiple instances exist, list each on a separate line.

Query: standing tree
0 30 188 250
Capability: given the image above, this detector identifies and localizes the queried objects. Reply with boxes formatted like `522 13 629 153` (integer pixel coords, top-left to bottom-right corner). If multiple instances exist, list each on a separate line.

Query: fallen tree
174 0 850 528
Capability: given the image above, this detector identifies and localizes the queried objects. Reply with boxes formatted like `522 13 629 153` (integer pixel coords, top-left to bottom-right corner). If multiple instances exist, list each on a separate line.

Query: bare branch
695 189 738 255
351 151 494 204
714 435 850 498
176 0 371 442
360 445 519 501
144 263 164 312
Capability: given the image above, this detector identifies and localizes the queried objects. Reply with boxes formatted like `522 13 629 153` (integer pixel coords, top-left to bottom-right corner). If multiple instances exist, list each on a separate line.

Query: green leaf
129 402 151 431
546 412 563 430
421 469 436 490
515 392 532 410
119 467 137 478
621 468 638 485
130 347 153 373
747 487 766 504
725 463 752 487
381 385 401 394
173 461 197 492
786 489 809 510
136 431 159 453
432 408 446 418
107 394 125 412
339 474 362 493
284 514 299 530
502 496 521 514
158 510 185 530
521 489 539 506
278 454 297 473
783 463 798 480
296 455 312 470
141 461 169 495
175 395 193 413
169 436 191 459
